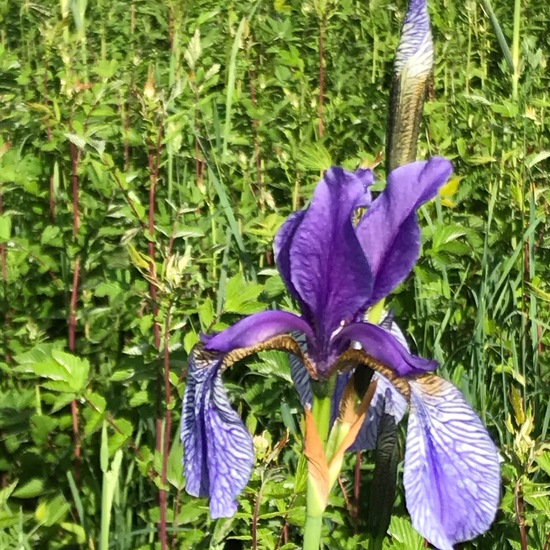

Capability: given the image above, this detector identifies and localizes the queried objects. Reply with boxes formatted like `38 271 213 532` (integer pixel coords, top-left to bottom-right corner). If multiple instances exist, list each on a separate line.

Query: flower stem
302 391 333 549
303 511 323 550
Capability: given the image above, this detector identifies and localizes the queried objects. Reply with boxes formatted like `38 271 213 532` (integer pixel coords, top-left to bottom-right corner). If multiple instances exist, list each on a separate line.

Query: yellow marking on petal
412 373 447 396
221 335 318 378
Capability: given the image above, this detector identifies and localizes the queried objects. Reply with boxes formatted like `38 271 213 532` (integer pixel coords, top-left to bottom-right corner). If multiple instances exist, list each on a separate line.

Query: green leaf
0 214 11 242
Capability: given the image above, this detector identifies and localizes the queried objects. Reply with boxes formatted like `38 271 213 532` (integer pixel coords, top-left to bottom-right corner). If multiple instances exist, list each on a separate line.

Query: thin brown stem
318 15 326 138
147 125 167 550
160 303 173 550
352 450 362 533
247 54 263 206
514 478 528 550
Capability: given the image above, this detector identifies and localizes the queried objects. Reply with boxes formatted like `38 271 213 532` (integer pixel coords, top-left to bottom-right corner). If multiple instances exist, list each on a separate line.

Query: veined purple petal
395 0 433 77
182 349 254 518
287 167 374 345
404 375 500 549
287 332 313 407
336 322 437 376
203 310 315 353
356 157 452 304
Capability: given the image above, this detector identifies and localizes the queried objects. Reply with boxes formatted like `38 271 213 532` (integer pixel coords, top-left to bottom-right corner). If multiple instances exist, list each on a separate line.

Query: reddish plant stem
160 306 173 550
247 55 263 204
68 139 82 481
147 126 167 550
318 15 326 138
352 450 362 533
514 478 528 550
338 476 353 516
274 495 297 550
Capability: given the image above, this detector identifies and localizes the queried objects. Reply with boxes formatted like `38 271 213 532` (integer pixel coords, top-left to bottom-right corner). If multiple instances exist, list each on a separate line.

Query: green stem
303 512 323 550
302 390 333 549
368 534 384 550
312 391 332 447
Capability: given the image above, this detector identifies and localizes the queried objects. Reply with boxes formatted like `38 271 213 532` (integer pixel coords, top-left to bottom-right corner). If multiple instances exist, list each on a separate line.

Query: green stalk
511 0 521 101
302 391 333 550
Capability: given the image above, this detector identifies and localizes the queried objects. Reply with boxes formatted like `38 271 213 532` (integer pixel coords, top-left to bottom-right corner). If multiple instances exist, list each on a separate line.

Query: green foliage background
0 0 549 548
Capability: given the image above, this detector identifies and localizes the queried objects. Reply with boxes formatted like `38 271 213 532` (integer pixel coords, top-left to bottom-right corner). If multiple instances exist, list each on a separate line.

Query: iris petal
182 349 254 518
356 157 452 304
203 310 315 353
273 211 307 309
286 167 374 346
287 333 313 407
336 322 437 376
404 375 500 550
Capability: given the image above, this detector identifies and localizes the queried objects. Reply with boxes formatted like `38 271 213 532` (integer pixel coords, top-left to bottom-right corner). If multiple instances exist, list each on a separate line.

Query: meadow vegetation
0 0 549 548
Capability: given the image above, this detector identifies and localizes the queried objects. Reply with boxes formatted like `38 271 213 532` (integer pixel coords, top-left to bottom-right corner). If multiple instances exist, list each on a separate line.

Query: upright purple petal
404 375 500 549
387 0 434 171
286 167 374 346
274 211 307 309
336 322 437 376
182 349 254 518
203 310 315 353
356 157 452 304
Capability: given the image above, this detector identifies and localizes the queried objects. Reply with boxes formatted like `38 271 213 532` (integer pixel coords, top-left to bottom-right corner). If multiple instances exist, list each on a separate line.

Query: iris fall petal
404 375 500 550
182 350 254 518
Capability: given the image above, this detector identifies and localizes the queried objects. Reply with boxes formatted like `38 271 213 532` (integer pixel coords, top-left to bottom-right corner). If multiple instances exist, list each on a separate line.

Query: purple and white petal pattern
336 322 437 376
356 157 452 304
287 333 313 407
182 349 254 518
286 167 374 348
203 310 315 353
404 375 500 550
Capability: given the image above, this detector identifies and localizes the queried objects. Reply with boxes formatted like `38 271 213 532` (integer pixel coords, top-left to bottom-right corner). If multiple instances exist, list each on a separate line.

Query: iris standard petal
287 167 374 345
404 375 500 550
182 349 254 518
273 210 307 308
336 322 437 376
203 310 315 353
356 157 452 304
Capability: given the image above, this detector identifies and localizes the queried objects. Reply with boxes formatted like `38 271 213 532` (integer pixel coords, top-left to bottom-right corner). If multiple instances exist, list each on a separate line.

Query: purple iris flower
181 157 501 549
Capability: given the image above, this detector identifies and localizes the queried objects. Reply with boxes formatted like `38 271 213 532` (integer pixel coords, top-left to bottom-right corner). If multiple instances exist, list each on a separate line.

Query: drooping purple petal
182 349 254 518
203 310 315 353
287 332 313 407
404 375 500 550
336 322 437 376
356 157 452 304
286 167 374 346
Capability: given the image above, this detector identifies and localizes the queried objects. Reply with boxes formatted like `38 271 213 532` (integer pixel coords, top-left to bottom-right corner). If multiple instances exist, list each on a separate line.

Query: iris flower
181 157 500 549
